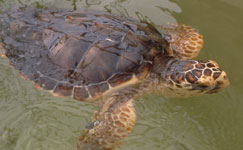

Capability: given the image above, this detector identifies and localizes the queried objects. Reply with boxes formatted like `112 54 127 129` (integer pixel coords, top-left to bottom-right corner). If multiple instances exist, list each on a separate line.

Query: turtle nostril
216 81 223 86
223 75 229 81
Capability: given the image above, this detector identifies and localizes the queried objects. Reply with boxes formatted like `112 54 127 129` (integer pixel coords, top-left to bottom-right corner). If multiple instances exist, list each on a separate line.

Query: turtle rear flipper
161 24 204 60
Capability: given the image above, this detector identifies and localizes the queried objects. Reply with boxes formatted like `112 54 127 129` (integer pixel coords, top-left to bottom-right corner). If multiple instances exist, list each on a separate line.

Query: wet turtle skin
0 8 168 100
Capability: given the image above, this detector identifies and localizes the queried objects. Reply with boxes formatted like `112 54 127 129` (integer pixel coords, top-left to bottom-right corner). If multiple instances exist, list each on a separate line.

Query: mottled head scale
157 58 229 97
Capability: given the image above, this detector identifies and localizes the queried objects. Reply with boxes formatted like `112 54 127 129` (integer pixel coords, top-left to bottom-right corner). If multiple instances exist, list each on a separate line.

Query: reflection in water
85 0 101 7
0 0 179 24
104 1 129 17
135 11 154 25
71 0 77 10
0 67 96 150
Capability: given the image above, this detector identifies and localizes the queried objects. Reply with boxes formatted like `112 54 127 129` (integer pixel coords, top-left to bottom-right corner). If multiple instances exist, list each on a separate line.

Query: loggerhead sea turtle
0 7 229 150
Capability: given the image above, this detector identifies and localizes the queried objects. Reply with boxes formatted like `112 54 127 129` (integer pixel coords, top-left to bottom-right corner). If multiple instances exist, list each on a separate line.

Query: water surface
0 0 243 150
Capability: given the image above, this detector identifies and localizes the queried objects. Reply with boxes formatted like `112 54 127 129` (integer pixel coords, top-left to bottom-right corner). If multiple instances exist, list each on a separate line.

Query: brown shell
0 8 167 100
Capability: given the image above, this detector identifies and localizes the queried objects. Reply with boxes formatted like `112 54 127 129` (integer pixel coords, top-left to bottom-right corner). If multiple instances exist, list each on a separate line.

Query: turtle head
153 56 230 97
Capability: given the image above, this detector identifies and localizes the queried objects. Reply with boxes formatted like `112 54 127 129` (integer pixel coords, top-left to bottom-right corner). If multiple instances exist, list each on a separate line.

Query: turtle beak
205 70 230 94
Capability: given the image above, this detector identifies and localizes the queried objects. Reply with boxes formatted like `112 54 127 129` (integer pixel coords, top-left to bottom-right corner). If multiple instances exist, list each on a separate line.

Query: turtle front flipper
77 89 136 150
161 24 204 60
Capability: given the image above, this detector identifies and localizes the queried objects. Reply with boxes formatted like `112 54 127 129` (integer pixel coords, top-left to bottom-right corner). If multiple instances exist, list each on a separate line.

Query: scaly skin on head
152 56 230 97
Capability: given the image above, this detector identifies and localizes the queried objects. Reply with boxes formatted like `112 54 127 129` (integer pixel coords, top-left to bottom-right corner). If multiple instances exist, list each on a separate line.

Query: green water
0 0 242 150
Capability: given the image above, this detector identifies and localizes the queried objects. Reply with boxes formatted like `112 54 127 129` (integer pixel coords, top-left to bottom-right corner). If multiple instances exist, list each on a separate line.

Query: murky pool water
0 0 243 150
